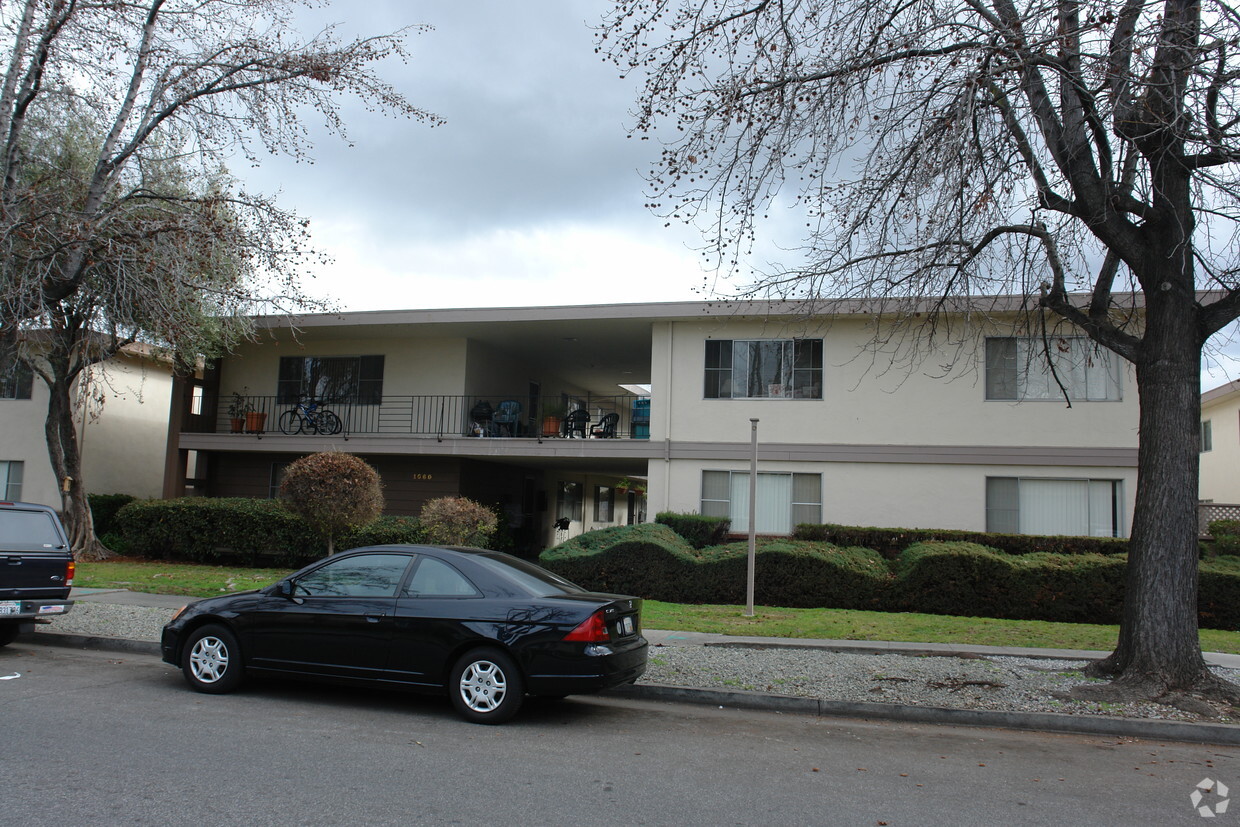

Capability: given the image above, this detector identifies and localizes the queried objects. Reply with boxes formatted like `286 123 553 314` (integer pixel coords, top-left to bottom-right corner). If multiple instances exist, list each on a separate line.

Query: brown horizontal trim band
179 433 1136 467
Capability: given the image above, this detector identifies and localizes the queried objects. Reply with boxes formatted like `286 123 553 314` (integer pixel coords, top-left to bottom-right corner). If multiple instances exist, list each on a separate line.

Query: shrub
655 511 731 549
88 493 137 537
419 496 498 547
890 541 1127 623
1208 520 1240 556
541 524 699 599
280 452 384 554
115 497 323 564
1198 556 1240 630
340 515 425 548
795 522 1128 558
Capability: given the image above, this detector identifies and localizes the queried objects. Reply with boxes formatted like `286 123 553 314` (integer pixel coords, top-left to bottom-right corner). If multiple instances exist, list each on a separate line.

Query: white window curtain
1019 479 1090 536
729 473 794 534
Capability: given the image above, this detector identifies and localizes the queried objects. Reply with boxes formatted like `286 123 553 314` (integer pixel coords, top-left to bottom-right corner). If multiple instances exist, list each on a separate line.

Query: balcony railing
204 394 652 440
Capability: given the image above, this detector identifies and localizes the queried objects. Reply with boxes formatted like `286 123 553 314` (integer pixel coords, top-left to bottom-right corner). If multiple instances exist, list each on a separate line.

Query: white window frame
1202 419 1213 453
985 476 1124 538
701 470 822 534
985 337 1122 402
704 339 823 400
0 460 23 501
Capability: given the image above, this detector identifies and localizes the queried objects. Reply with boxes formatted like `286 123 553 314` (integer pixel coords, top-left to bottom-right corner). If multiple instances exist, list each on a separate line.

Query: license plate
0 601 20 615
620 616 635 636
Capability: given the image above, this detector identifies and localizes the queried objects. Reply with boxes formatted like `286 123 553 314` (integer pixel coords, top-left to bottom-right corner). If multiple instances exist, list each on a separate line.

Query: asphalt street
3 641 1236 826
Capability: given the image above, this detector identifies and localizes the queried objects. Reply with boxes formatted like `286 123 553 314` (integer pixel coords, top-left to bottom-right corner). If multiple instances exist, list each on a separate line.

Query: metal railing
207 394 652 440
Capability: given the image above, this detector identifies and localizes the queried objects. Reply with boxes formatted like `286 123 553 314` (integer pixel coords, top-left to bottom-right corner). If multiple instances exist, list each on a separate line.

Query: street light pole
746 417 758 617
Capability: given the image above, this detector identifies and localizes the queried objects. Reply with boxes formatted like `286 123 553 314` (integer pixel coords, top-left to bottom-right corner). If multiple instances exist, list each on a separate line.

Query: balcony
198 394 652 440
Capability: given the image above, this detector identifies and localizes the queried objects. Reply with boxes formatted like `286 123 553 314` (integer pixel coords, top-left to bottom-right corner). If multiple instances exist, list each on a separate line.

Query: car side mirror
274 580 295 598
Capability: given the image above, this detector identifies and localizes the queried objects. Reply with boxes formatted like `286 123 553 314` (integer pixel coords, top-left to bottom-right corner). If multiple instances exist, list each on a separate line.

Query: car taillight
65 559 75 587
563 610 609 643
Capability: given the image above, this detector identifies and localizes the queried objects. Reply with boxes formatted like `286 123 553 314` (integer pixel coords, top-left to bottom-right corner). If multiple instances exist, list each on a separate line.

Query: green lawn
75 559 1240 654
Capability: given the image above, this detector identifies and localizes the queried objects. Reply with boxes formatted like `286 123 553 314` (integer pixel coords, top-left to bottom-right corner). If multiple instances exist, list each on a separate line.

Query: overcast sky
239 1 1240 390
241 1 713 314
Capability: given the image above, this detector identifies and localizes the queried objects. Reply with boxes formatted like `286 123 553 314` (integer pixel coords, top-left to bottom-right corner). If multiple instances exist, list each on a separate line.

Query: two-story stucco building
1200 380 1240 504
0 345 175 508
163 298 1140 551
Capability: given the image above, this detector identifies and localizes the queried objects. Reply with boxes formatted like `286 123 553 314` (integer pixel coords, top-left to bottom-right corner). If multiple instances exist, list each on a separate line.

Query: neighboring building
163 299 1140 551
1200 380 1240 504
0 345 175 508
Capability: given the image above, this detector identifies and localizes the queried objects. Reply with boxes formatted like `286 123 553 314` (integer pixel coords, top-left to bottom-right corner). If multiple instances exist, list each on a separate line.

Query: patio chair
590 412 620 439
564 408 590 438
492 399 522 436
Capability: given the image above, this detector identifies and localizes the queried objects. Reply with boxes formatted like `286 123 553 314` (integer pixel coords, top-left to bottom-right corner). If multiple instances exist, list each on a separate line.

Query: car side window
405 557 480 598
294 554 412 598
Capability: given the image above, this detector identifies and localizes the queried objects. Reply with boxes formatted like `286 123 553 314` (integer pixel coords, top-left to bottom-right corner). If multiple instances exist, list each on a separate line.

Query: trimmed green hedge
793 522 1129 557
88 493 137 537
541 526 1240 630
115 498 425 565
654 512 731 549
541 524 889 608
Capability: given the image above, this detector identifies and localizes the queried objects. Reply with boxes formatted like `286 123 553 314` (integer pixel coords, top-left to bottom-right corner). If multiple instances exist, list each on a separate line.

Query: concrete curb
607 683 1240 746
22 629 1240 745
20 630 162 657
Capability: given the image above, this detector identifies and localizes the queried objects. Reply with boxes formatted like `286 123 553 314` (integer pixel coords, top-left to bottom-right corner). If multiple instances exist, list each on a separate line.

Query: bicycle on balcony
278 399 343 435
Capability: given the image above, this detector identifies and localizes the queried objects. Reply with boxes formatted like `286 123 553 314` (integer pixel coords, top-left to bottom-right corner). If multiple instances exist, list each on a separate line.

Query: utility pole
746 417 758 617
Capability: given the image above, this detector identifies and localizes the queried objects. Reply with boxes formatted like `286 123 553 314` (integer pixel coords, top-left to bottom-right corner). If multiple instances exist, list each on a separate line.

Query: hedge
541 526 1240 629
115 498 426 565
88 493 137 537
541 524 889 608
794 522 1129 558
654 512 731 549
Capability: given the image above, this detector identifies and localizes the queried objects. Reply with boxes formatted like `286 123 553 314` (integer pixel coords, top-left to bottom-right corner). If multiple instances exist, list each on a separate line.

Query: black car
161 545 648 724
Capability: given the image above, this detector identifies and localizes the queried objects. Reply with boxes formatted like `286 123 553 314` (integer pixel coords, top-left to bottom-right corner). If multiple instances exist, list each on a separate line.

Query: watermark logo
1192 778 1230 818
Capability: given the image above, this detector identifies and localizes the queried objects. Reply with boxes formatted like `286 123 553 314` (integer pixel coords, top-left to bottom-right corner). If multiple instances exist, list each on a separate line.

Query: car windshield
470 553 586 596
0 509 66 549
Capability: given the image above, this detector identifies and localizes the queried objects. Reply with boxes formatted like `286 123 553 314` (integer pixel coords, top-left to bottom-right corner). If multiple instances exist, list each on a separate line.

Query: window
985 337 1121 401
293 553 412 597
986 477 1123 537
701 471 822 534
277 355 384 404
268 462 288 499
705 339 823 399
594 485 614 523
0 461 23 500
1 362 32 400
556 481 583 523
405 557 479 597
1202 420 1213 453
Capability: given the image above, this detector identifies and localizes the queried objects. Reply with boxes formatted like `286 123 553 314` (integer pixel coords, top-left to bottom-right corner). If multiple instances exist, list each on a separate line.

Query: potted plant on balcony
540 399 566 437
227 390 252 433
615 477 646 495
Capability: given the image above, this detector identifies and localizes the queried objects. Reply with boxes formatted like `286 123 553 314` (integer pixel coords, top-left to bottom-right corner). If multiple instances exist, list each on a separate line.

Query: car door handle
365 614 386 623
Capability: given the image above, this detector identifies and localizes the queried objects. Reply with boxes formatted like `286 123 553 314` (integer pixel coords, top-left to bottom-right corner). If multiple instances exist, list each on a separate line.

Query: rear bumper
524 636 649 696
0 598 73 622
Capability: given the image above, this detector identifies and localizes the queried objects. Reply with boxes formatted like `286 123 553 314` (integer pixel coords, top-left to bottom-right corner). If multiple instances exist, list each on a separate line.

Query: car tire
0 622 18 647
448 647 524 724
182 624 244 694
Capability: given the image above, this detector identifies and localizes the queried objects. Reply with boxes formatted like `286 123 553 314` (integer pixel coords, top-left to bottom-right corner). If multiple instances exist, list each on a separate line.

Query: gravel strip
641 644 1240 723
37 604 1240 724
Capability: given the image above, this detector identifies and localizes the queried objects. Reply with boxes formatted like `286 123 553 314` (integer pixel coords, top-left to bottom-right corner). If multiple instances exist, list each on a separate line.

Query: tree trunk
43 369 109 561
1086 294 1205 693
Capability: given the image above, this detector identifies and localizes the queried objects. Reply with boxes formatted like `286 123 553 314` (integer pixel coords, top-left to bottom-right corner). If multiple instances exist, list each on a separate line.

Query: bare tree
602 0 1240 704
0 0 437 557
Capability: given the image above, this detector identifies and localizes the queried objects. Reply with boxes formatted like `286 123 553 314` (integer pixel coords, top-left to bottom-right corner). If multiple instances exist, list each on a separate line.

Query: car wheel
278 410 302 435
182 624 244 694
0 622 18 647
449 647 524 724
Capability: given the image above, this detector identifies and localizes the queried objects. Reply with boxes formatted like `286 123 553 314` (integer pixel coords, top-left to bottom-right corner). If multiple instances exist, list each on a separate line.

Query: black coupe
161 545 648 723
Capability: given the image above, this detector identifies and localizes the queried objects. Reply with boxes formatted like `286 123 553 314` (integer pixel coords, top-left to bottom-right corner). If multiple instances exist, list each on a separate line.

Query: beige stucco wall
0 351 173 508
646 458 1137 536
650 317 1139 448
1201 388 1240 503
